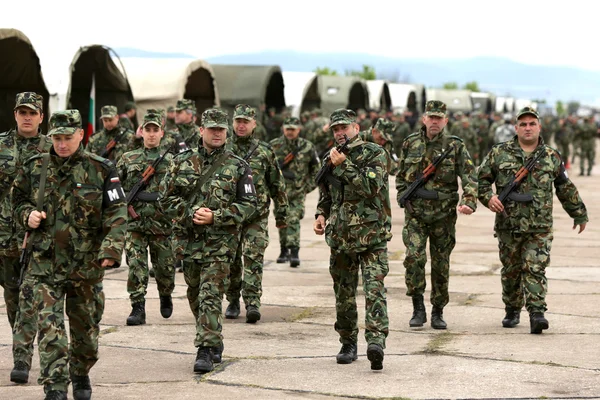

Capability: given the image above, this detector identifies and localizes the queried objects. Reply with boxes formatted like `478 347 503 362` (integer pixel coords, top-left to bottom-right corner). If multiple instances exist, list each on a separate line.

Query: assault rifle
398 145 455 213
126 151 169 219
315 135 351 188
497 149 544 217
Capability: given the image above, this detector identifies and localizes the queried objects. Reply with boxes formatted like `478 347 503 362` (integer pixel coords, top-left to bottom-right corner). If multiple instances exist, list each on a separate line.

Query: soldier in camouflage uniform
472 111 490 162
87 105 136 163
450 117 479 163
165 106 177 131
119 101 137 131
12 110 127 400
117 111 175 326
269 117 319 267
578 116 596 176
224 104 288 323
554 117 573 169
396 100 478 330
391 112 411 156
166 99 201 151
159 108 257 374
313 109 391 371
478 107 588 334
0 93 53 385
360 118 400 175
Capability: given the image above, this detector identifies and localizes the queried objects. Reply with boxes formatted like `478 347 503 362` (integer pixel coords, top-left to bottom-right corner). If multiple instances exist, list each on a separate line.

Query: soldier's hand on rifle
101 259 116 268
313 215 325 235
573 222 587 234
488 195 504 213
457 205 474 215
193 207 214 225
330 148 346 167
28 210 46 228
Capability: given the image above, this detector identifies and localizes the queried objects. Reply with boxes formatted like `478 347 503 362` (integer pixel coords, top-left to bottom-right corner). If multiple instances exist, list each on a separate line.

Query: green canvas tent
318 75 369 116
0 28 49 133
210 64 285 115
426 89 473 113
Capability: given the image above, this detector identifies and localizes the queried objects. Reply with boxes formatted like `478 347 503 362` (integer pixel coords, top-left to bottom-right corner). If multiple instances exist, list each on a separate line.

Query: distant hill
205 51 600 105
113 47 195 59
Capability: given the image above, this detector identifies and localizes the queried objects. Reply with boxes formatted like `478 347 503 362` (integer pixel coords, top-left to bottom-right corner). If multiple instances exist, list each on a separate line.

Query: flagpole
86 73 96 145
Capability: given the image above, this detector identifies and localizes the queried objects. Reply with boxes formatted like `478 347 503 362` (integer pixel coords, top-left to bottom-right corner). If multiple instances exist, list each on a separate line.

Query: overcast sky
2 0 598 72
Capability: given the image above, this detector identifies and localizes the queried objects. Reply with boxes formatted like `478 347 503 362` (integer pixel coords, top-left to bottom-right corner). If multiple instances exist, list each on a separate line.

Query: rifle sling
243 140 260 162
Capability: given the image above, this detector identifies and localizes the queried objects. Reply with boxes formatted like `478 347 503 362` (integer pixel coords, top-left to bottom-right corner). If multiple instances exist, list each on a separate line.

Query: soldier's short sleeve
103 166 127 206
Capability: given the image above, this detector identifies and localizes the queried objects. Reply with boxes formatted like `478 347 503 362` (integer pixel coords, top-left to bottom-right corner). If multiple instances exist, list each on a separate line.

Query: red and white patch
110 177 120 183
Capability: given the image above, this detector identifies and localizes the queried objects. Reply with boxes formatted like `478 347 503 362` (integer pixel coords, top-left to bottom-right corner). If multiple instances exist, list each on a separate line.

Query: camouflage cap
283 116 301 129
424 100 447 117
100 105 118 119
175 99 196 112
233 104 257 120
516 106 539 120
48 110 82 136
167 106 175 113
142 109 163 129
373 118 394 142
201 108 229 129
329 109 357 127
14 92 43 111
124 101 137 111
311 108 323 117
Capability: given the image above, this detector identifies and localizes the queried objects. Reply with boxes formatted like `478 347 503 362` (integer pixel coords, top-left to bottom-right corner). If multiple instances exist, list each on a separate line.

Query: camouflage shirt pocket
73 183 103 229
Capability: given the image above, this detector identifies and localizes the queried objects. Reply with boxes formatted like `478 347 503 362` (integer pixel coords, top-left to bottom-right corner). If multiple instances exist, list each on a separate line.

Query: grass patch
423 332 456 354
284 307 318 322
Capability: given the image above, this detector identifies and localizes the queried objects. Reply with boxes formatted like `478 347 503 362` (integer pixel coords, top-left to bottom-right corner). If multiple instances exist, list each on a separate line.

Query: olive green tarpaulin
0 28 50 133
66 45 136 131
211 64 285 116
426 89 473 113
318 75 369 116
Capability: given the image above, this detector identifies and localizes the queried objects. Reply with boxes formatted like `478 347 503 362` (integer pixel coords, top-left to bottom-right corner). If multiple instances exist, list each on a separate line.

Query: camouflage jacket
392 121 411 154
478 137 588 233
227 135 288 224
578 122 597 148
396 127 478 222
117 147 173 235
450 124 479 161
171 122 202 151
159 144 257 261
316 136 392 252
86 125 136 163
359 130 400 176
0 129 53 256
12 145 127 282
269 136 320 197
119 115 135 131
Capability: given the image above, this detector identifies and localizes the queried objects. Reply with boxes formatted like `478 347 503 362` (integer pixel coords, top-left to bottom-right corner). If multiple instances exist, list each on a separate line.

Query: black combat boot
246 305 261 323
126 301 146 326
502 307 521 328
160 295 173 318
409 295 427 327
431 306 447 330
225 299 240 319
530 312 549 334
10 360 29 383
44 390 67 400
367 343 384 370
71 374 92 400
276 246 289 263
289 247 300 268
194 346 214 373
212 342 224 363
579 170 585 176
336 343 358 364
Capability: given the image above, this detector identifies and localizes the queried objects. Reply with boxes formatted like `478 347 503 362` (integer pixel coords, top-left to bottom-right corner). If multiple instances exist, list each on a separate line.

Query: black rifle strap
243 140 260 162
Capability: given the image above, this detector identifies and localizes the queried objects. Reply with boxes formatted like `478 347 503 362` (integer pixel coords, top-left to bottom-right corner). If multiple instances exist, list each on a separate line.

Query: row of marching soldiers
0 92 331 399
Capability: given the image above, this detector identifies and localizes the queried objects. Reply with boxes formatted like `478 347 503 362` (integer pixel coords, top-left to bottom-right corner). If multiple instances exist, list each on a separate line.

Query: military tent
426 89 473 113
120 57 219 123
318 75 369 116
366 80 392 111
210 64 285 116
388 83 426 114
495 97 516 114
0 28 49 133
282 72 320 118
471 92 495 114
64 45 135 137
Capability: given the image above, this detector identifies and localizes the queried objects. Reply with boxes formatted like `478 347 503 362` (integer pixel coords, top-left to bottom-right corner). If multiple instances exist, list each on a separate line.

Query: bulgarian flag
85 73 96 145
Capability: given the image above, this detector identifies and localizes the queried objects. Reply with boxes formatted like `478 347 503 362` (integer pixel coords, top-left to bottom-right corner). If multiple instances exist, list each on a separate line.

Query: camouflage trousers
184 260 229 348
329 243 389 348
227 213 269 308
557 141 570 163
16 277 104 392
278 193 306 248
402 213 457 308
497 231 552 314
125 231 175 304
579 145 594 174
1 255 20 328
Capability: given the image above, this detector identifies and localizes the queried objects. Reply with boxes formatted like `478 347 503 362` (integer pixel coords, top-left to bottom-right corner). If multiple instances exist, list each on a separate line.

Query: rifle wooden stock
127 204 140 220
